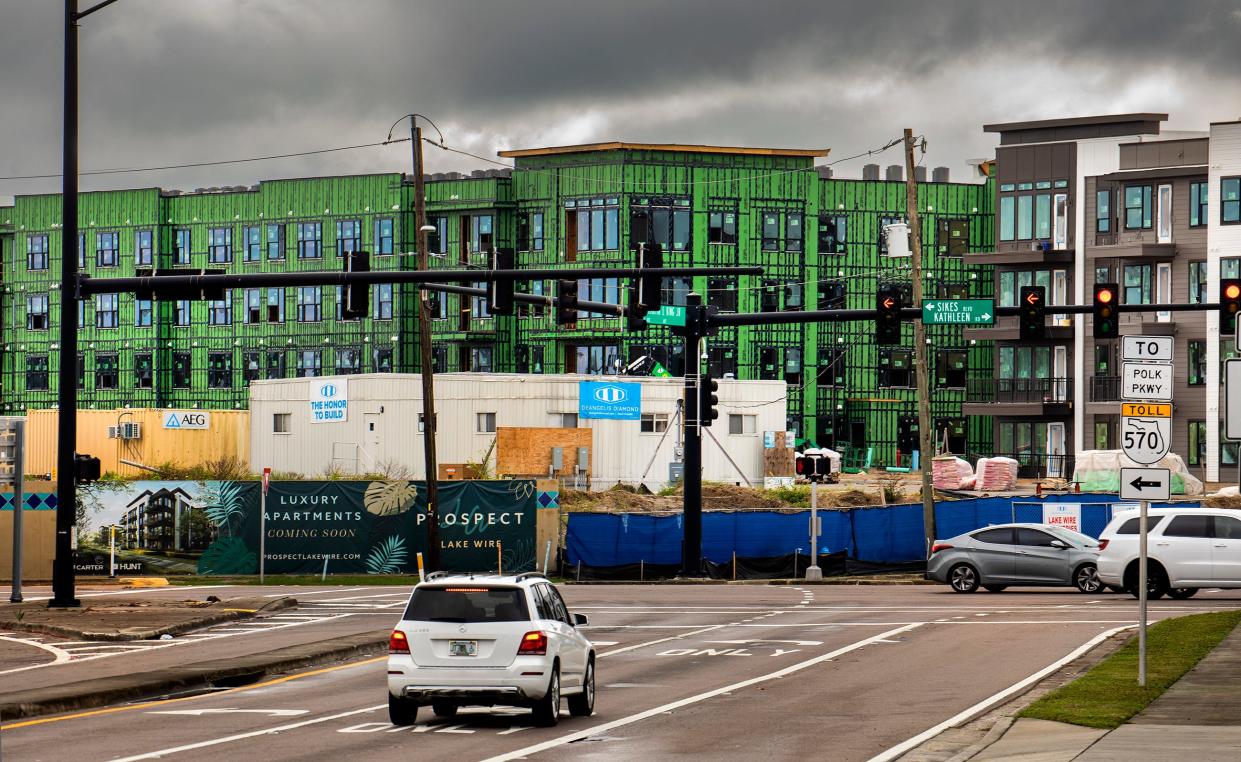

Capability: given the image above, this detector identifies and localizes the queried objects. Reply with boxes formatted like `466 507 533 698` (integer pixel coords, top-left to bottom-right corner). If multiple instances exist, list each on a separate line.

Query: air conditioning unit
106 426 118 439
121 422 142 440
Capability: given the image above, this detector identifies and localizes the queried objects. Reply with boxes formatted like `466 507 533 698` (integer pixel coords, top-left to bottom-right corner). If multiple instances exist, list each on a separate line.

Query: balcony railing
1090 375 1121 402
966 378 1073 404
968 451 1075 481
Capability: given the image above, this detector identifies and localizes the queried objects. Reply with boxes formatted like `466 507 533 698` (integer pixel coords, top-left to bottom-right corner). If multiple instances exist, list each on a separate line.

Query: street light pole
409 117 441 570
905 127 936 554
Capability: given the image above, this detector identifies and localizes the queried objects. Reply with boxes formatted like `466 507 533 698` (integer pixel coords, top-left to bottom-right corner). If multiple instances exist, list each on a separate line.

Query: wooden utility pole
904 128 936 552
411 119 441 570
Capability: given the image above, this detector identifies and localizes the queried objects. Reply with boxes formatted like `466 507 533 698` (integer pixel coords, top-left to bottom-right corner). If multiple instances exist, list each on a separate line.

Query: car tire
567 657 595 717
389 693 419 726
1126 564 1169 600
1168 587 1199 600
532 665 561 727
949 563 980 593
431 701 458 718
983 585 1007 593
1074 564 1103 594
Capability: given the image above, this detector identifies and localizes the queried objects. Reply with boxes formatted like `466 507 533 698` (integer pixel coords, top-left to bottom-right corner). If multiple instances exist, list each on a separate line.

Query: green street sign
921 299 996 325
647 305 687 327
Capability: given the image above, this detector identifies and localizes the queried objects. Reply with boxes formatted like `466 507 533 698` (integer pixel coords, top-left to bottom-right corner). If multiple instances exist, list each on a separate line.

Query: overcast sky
4 0 1241 206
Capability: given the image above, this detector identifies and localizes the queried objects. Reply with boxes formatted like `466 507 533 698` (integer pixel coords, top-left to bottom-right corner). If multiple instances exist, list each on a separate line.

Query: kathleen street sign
921 299 995 325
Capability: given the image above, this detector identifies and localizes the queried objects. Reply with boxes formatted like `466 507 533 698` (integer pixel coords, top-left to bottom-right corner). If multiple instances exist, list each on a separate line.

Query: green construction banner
194 480 538 575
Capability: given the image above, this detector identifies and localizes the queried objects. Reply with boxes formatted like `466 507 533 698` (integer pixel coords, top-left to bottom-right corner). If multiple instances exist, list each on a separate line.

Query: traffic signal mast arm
710 301 1225 326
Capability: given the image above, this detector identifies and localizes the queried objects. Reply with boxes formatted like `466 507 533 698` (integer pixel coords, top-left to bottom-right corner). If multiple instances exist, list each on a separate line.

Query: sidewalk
969 621 1241 761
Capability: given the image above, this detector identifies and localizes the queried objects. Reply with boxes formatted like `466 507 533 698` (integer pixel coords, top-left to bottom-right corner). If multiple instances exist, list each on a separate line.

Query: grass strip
167 574 565 586
1020 610 1241 729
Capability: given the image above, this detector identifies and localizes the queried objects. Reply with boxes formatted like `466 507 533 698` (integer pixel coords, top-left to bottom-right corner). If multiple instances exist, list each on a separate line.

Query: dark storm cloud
3 0 1241 204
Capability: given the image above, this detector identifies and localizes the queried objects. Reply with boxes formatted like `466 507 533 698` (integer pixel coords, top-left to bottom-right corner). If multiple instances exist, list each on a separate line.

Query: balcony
967 451 1075 481
965 241 1074 266
1090 233 1175 259
962 377 1073 417
963 315 1074 341
1089 375 1121 402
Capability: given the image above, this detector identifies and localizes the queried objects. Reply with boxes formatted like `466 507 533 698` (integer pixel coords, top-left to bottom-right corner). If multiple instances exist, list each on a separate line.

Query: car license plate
449 640 477 657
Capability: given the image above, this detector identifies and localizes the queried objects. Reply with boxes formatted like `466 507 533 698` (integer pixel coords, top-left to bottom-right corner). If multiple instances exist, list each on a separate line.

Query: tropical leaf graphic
200 481 247 536
364 481 417 516
197 537 258 575
501 538 536 573
508 480 535 501
366 535 409 574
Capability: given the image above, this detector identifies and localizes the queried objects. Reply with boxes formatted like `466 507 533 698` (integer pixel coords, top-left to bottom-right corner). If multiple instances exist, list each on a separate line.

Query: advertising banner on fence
1041 503 1081 532
72 479 537 576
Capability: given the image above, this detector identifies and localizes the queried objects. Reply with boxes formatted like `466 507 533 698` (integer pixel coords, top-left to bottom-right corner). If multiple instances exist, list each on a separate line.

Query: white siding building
249 373 787 490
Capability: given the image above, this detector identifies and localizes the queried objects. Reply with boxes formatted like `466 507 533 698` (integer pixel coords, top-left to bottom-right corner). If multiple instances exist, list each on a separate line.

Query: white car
387 572 595 727
1096 508 1241 599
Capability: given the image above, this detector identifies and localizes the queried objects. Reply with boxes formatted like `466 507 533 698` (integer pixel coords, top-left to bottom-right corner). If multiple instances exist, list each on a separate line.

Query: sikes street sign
921 299 996 325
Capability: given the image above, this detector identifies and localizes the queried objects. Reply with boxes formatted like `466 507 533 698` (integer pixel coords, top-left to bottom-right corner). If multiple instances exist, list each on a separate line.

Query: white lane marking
597 623 738 656
866 624 1135 762
303 592 409 603
260 587 374 598
0 635 73 675
107 704 387 762
478 623 925 762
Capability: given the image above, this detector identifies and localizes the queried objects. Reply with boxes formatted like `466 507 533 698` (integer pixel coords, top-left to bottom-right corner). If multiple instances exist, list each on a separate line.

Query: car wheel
1074 564 1103 594
1126 564 1169 600
431 701 458 718
949 563 980 593
532 665 561 727
983 585 1007 593
388 693 419 726
567 657 595 717
1168 587 1199 600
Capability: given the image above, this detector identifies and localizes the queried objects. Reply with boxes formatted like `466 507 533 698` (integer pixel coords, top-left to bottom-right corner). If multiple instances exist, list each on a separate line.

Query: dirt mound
1203 494 1241 509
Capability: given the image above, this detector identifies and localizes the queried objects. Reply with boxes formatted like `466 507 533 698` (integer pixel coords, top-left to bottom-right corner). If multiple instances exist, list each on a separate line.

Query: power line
0 138 411 182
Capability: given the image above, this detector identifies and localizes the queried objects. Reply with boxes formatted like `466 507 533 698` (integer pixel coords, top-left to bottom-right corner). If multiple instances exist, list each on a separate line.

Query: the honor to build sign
310 378 349 423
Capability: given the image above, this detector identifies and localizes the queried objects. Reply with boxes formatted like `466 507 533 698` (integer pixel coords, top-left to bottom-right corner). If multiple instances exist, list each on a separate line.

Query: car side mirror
1050 539 1068 549
573 613 589 627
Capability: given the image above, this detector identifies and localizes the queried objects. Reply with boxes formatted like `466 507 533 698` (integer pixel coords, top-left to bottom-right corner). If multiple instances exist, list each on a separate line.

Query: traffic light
699 376 720 427
555 279 578 325
487 248 515 315
1092 283 1119 339
341 250 370 320
626 286 648 331
74 453 101 483
876 284 903 345
1222 279 1241 335
795 451 831 483
1018 285 1046 340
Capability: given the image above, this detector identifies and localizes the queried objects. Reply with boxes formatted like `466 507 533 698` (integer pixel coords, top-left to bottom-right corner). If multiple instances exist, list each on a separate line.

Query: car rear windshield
404 587 530 623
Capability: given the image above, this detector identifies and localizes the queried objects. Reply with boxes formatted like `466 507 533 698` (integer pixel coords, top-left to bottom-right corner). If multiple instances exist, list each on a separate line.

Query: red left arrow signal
883 298 895 309
1025 291 1040 305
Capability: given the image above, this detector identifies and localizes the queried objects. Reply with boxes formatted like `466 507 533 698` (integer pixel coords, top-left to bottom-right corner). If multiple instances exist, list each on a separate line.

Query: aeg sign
162 410 210 430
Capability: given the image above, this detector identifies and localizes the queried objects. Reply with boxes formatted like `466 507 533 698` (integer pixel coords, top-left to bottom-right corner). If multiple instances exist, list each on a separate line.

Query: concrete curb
0 629 388 722
563 577 932 586
0 597 296 642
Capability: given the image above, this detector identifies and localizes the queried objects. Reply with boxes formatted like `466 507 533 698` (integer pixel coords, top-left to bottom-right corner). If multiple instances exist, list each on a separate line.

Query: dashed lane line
0 635 73 676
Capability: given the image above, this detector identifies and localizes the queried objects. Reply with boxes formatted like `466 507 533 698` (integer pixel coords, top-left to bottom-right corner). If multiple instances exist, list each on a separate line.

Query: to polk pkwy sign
1121 403 1171 465
1121 362 1173 402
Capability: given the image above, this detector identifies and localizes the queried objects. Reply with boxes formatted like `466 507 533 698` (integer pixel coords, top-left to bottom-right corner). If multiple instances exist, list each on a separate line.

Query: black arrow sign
1129 475 1163 491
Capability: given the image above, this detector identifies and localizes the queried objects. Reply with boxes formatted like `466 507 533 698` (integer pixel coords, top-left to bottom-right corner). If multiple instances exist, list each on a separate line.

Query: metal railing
1090 375 1121 402
966 378 1073 404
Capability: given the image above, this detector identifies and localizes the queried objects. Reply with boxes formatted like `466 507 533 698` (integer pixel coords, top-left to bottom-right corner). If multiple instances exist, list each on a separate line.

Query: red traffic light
1095 287 1114 304
1227 284 1241 300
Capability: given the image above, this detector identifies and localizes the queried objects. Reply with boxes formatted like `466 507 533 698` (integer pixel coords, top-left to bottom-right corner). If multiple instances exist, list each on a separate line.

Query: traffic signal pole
904 128 936 554
681 292 704 577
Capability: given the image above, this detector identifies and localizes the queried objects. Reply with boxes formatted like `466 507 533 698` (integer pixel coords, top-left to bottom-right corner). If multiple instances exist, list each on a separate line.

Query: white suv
1097 508 1241 599
387 573 595 727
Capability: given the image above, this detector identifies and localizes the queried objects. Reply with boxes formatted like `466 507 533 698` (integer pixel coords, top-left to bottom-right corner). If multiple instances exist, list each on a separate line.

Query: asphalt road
4 584 1241 761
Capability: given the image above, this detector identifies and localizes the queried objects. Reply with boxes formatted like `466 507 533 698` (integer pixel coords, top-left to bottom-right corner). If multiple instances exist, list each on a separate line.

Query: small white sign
1121 362 1174 402
1122 336 1174 363
1122 415 1171 465
1042 503 1081 532
162 410 210 430
310 378 348 424
1119 467 1171 502
1227 359 1241 441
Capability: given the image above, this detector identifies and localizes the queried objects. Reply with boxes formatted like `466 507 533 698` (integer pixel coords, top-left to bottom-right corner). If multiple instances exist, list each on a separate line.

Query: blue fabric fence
564 495 1200 567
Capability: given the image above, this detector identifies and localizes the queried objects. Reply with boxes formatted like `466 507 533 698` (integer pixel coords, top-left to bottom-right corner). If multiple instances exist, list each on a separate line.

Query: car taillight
930 543 953 554
1098 539 1109 551
389 629 410 654
518 631 548 655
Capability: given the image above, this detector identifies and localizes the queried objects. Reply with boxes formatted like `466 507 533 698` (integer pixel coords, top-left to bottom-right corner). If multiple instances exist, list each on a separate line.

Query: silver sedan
925 523 1103 593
